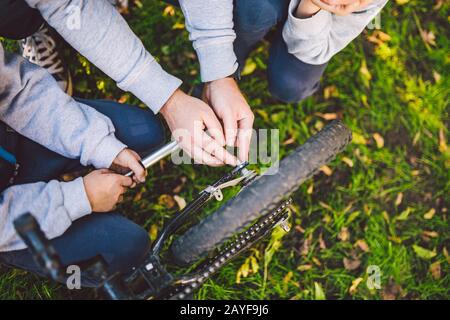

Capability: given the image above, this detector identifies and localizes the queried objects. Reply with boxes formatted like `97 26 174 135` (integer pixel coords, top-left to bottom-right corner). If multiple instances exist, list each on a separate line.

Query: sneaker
19 24 73 95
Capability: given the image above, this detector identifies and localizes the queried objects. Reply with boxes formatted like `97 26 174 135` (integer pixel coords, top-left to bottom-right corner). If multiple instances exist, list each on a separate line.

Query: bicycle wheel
170 120 352 266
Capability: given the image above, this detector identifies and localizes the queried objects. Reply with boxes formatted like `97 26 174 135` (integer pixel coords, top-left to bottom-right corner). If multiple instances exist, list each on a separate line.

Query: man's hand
111 148 146 184
160 89 237 167
202 78 254 162
311 0 373 16
83 169 133 212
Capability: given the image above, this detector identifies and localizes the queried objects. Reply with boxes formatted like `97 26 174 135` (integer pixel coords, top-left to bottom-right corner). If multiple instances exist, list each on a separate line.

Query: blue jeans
234 0 328 103
0 99 166 287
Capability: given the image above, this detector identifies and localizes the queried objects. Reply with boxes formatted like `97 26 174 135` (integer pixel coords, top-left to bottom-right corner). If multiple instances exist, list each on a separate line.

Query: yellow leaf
172 22 185 30
372 133 385 148
342 157 354 168
307 183 314 194
395 0 410 4
323 85 339 99
360 60 372 82
149 224 158 241
315 112 338 120
352 132 368 145
438 128 448 153
429 261 441 280
283 271 293 284
320 165 333 176
241 59 257 76
355 239 370 252
395 192 403 206
163 5 175 16
297 264 313 272
338 227 350 242
349 277 364 294
423 208 436 220
173 195 186 210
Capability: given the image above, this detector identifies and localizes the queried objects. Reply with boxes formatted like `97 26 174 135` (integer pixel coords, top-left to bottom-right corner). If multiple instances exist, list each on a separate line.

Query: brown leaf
319 233 327 250
381 280 403 300
338 227 350 242
343 257 361 271
282 137 296 146
420 30 436 47
300 238 311 256
355 239 370 252
429 261 441 280
172 176 187 193
158 194 176 209
297 264 313 272
422 230 439 238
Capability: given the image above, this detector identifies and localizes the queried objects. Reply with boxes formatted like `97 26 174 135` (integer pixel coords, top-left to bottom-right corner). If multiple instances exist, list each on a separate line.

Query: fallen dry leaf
372 133 385 148
320 165 333 176
349 277 364 294
355 239 370 252
338 227 350 242
342 157 354 168
395 192 403 206
420 30 436 47
429 261 441 280
343 257 361 271
173 195 186 210
423 208 436 220
158 194 176 209
297 264 313 272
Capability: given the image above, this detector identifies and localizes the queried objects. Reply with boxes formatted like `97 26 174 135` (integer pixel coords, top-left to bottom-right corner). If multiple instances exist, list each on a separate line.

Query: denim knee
234 0 287 32
268 73 321 103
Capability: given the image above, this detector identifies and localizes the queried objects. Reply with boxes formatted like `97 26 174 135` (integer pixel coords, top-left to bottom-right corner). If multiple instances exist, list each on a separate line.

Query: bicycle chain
158 198 293 300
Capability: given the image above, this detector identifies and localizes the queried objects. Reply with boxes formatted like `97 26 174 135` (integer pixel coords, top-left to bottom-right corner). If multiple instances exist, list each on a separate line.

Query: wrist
160 89 185 119
296 0 321 18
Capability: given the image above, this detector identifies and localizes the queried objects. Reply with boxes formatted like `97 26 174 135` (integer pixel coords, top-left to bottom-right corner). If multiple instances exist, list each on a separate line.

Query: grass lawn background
0 0 448 299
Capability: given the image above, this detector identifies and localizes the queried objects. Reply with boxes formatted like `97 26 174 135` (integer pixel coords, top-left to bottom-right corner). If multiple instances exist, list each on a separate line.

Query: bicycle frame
13 142 292 300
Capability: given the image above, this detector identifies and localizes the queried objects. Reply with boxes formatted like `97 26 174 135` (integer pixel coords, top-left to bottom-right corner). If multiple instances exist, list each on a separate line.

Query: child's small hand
311 0 373 16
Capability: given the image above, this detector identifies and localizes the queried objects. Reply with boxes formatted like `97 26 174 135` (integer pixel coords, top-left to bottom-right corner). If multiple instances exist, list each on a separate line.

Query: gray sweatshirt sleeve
25 0 182 113
0 45 128 251
0 46 126 169
282 0 389 65
0 178 91 252
179 0 238 82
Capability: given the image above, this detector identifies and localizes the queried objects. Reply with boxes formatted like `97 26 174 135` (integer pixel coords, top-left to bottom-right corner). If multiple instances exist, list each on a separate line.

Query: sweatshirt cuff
117 59 182 114
60 177 92 221
284 0 331 39
89 134 127 169
195 42 238 82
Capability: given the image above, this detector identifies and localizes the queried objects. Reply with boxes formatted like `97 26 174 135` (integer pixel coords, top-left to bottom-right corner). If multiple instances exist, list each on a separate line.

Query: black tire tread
170 120 352 265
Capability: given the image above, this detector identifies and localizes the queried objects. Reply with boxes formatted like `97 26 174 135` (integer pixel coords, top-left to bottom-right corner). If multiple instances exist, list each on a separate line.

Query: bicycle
14 120 352 300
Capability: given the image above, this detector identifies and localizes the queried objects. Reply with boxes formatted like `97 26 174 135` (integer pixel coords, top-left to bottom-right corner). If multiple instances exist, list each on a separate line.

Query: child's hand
311 0 373 16
83 169 133 212
111 148 146 183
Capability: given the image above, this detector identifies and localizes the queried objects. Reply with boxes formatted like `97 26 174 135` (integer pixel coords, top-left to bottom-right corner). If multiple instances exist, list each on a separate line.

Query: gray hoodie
283 0 389 65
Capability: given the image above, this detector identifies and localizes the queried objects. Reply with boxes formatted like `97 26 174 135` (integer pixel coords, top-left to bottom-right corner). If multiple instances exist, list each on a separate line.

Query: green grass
0 0 449 300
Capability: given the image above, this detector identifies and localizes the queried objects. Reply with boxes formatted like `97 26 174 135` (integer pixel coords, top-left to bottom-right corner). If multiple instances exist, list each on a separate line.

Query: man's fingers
202 132 237 166
118 175 133 187
190 143 224 166
324 0 359 5
202 109 226 147
128 158 146 183
236 117 254 162
221 112 238 147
